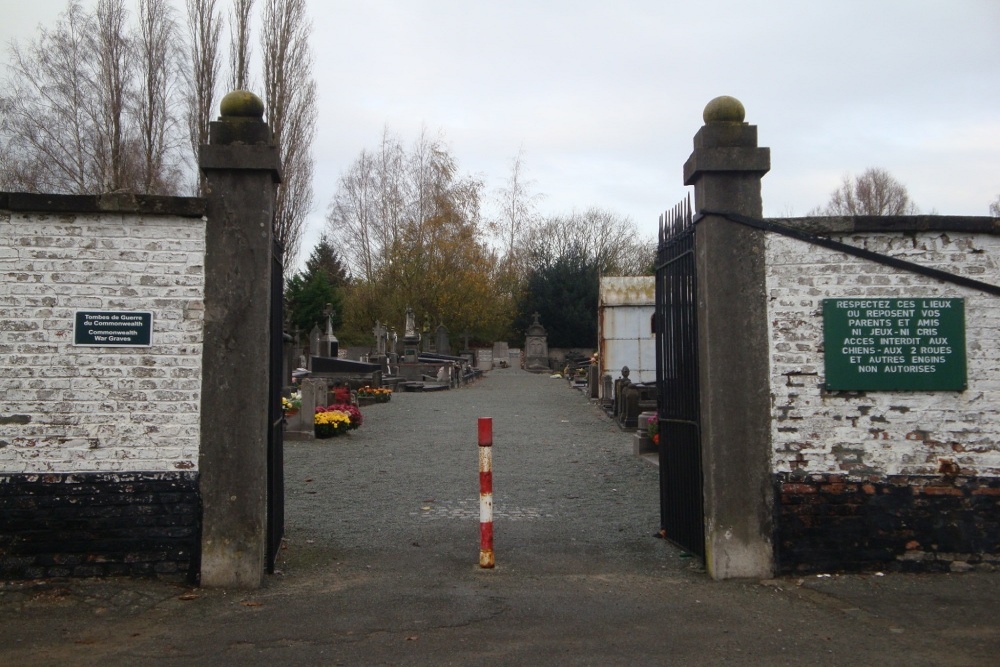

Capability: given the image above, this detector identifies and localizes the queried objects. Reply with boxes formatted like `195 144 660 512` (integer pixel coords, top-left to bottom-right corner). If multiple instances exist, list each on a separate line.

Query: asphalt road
1 367 998 665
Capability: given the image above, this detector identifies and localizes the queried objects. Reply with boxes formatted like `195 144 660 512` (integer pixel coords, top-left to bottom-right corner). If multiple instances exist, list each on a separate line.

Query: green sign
74 310 153 347
823 298 966 391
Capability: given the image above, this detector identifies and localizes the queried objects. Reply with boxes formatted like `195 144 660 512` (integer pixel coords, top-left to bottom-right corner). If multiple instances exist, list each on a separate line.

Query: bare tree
327 128 506 341
990 194 1000 217
372 126 408 268
330 148 379 282
227 0 255 91
489 147 543 280
328 130 412 283
0 99 14 188
1 0 187 195
93 0 133 192
184 0 222 196
261 0 316 268
2 1 99 193
818 167 918 216
523 208 654 276
328 128 484 283
136 0 183 194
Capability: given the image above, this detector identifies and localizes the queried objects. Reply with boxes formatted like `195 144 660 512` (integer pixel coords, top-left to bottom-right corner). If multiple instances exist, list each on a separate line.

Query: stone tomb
524 313 550 372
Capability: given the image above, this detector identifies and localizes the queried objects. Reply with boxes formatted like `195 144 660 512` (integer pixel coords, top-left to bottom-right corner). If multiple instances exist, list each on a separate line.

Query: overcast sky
4 1 999 269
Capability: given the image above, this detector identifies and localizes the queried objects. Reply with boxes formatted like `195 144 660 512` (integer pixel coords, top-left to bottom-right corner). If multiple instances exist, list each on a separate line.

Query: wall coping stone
0 191 206 217
766 215 1000 235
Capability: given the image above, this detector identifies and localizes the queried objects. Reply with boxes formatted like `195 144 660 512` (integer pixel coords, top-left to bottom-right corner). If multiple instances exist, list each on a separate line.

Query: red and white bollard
478 417 494 568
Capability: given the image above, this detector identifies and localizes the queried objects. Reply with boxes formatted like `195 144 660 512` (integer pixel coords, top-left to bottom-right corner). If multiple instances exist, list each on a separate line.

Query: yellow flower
315 410 351 426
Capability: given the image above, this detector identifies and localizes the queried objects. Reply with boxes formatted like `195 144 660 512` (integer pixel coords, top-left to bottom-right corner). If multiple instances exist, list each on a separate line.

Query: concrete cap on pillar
209 90 273 148
684 95 768 186
703 96 746 124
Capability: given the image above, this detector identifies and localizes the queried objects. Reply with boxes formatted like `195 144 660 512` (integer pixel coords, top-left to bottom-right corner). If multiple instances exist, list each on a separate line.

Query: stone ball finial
219 90 265 119
703 95 746 124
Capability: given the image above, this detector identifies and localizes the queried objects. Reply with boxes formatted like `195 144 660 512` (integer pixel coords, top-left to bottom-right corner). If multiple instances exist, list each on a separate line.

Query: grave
524 312 550 372
435 324 451 356
493 341 510 368
402 307 421 362
601 373 614 411
390 309 480 390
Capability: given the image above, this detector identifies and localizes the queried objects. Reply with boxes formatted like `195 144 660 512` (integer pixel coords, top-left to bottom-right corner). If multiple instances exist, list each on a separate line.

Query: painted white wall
766 231 1000 478
1 211 206 474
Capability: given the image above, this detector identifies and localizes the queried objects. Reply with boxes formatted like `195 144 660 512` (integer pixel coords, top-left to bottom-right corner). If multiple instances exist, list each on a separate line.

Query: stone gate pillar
198 91 282 588
683 96 772 579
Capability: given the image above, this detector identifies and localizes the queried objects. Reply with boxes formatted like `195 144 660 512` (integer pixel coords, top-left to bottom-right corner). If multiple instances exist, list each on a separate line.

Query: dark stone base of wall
0 472 200 581
776 473 1000 574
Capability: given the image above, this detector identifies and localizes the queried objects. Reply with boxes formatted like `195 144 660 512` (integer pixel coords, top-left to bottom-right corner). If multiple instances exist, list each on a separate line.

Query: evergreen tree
304 235 350 287
514 244 599 349
285 238 346 339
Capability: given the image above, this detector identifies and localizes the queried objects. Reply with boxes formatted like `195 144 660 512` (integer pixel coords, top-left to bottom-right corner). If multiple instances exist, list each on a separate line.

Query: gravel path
283 366 673 572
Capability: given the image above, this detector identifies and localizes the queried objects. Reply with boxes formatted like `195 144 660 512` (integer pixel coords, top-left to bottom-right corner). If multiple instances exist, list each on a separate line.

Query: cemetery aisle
283 365 666 571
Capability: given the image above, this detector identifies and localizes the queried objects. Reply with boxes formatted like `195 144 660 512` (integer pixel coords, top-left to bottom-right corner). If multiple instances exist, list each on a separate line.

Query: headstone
614 366 632 418
477 348 493 371
493 341 510 368
387 328 399 375
404 307 417 337
435 324 451 356
308 325 322 364
524 313 549 373
286 377 323 440
622 384 640 427
403 307 421 362
634 410 657 456
322 303 338 357
373 320 387 356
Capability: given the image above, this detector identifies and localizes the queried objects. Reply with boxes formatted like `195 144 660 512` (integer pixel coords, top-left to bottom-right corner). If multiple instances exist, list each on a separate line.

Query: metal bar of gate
266 240 285 573
655 196 705 559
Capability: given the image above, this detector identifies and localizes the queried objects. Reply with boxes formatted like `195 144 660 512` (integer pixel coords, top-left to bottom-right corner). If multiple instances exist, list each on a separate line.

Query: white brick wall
766 231 1000 477
1 210 205 473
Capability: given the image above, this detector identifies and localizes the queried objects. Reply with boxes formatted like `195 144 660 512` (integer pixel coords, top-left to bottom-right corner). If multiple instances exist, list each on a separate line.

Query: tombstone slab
524 313 550 373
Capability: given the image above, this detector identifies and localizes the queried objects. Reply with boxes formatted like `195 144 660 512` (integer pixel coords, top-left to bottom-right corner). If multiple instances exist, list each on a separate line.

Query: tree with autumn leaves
326 129 513 346
322 128 654 349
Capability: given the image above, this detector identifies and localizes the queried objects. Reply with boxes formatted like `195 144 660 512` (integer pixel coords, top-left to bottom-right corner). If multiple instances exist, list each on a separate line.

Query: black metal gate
266 240 285 573
654 196 705 559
